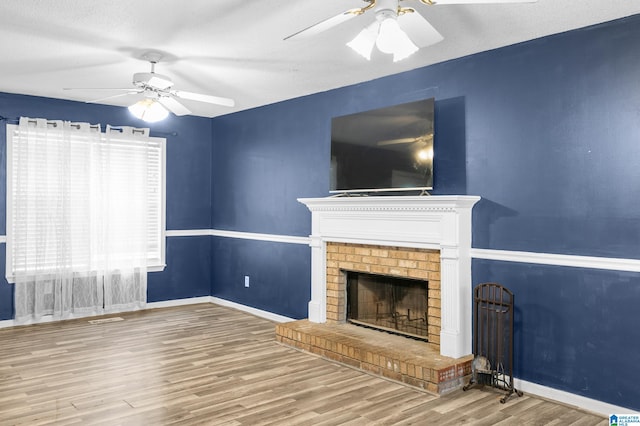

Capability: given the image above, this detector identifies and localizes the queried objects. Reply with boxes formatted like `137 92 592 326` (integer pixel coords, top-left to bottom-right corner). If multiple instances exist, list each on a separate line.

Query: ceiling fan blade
399 9 444 48
158 96 191 116
284 9 361 40
430 0 537 4
85 92 138 104
63 87 138 91
172 90 235 107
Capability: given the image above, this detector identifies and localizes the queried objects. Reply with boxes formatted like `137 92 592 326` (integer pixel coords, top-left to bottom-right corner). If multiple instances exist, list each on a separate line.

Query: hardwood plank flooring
0 303 606 425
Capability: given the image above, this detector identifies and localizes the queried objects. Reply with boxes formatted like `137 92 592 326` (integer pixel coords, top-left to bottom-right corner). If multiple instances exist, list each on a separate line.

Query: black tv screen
330 98 434 193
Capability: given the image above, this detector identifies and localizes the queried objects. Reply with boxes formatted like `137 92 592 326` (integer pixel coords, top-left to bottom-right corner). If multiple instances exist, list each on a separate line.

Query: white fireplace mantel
298 195 481 359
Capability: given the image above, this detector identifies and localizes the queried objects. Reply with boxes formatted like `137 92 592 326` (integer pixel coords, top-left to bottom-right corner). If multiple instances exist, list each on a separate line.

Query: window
5 120 166 282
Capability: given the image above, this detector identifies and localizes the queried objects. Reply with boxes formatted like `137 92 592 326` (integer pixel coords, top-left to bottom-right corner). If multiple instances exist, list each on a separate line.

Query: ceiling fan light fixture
391 36 419 62
128 98 169 122
375 12 418 61
346 23 379 60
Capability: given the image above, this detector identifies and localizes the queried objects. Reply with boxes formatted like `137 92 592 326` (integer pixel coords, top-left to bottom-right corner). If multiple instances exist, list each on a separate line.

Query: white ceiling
1 0 639 118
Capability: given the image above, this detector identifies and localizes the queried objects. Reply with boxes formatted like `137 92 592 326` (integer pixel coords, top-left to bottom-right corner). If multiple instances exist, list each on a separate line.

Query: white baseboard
145 296 298 324
145 296 212 310
515 378 637 416
0 318 17 328
209 296 295 323
149 295 297 323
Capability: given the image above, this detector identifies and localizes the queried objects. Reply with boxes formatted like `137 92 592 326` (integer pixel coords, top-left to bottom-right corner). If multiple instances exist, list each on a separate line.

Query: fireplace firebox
346 271 429 341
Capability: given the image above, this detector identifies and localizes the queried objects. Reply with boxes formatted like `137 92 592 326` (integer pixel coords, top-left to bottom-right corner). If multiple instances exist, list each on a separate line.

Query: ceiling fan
285 0 538 62
64 52 235 121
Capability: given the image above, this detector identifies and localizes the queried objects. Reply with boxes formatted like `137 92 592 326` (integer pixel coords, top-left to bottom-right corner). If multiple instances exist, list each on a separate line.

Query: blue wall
210 15 640 410
211 238 309 319
0 92 214 316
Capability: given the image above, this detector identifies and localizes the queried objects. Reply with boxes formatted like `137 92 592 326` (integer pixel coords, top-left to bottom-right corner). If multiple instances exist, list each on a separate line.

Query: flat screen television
330 98 434 194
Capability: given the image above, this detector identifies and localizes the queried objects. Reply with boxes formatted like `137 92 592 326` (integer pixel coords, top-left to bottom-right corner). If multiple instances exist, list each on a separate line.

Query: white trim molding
165 229 212 237
515 378 637 416
149 296 296 323
6 229 635 273
145 296 295 322
145 296 212 310
209 229 310 245
210 297 295 323
147 296 296 323
165 229 310 245
472 248 640 272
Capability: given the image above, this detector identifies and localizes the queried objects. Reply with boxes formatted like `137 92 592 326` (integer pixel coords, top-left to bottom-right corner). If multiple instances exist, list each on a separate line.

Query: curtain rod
0 115 19 124
1 116 178 137
108 126 147 135
150 131 178 137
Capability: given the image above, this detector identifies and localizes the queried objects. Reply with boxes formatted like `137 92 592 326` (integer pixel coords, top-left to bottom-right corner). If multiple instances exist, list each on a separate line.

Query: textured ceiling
1 0 639 118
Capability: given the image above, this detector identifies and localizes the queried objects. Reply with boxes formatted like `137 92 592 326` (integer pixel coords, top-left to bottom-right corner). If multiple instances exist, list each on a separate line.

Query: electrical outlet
244 275 250 288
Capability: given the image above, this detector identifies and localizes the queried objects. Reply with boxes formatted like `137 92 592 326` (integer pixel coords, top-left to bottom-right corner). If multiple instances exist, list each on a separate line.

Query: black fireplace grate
346 271 429 341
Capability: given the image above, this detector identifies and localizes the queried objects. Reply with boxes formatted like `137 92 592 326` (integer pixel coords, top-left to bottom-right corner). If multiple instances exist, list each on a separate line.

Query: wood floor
0 303 606 425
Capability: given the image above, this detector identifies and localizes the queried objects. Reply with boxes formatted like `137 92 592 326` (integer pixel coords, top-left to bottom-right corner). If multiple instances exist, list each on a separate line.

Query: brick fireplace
326 242 441 347
276 195 480 394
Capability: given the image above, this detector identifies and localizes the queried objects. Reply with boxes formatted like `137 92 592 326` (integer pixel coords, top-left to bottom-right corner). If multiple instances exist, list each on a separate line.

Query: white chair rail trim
166 229 310 245
1 232 638 272
471 248 640 273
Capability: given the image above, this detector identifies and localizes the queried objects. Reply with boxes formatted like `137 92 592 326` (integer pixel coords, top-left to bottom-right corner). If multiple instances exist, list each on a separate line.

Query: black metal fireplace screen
463 282 522 403
346 271 429 340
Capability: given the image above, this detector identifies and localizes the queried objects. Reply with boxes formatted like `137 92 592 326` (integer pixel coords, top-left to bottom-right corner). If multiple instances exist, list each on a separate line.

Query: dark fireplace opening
346 271 429 341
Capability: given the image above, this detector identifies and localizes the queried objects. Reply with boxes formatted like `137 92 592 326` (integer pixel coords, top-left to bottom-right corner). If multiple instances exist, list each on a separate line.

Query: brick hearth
276 320 472 395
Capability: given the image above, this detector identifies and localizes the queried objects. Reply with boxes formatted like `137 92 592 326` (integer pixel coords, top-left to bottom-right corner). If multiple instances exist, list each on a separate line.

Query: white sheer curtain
10 118 149 323
99 125 148 312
